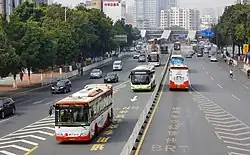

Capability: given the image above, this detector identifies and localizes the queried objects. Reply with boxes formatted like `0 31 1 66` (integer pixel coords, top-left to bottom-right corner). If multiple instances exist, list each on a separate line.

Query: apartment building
160 7 200 30
102 0 126 23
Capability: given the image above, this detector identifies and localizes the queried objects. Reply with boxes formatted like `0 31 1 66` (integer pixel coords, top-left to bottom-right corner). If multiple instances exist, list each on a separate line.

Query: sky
55 0 236 8
179 0 235 9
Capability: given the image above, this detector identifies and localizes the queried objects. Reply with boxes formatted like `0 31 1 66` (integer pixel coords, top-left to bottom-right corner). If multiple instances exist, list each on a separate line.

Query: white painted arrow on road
130 96 138 102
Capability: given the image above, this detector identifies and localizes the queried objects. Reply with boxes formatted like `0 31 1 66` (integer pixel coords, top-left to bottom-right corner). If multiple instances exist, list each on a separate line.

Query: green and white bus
129 65 156 91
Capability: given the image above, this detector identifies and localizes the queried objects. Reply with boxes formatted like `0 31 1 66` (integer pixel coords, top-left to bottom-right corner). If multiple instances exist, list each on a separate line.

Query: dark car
0 97 15 119
104 72 119 83
138 55 146 62
51 79 72 94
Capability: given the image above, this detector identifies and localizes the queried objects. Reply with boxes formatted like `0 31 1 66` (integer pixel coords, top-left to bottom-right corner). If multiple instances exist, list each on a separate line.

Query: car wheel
64 89 67 93
1 111 4 119
12 108 15 115
69 87 72 92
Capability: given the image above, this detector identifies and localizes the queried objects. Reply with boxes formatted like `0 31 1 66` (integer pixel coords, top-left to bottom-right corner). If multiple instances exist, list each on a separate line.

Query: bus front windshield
171 57 184 65
131 72 150 84
55 105 89 126
148 54 159 62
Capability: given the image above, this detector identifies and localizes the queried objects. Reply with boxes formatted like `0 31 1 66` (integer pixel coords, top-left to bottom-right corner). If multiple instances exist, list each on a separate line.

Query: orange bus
169 65 189 90
54 84 113 142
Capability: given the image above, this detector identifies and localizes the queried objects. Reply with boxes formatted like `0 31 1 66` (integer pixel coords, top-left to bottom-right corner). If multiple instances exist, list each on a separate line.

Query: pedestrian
19 71 23 81
49 106 53 117
247 69 250 79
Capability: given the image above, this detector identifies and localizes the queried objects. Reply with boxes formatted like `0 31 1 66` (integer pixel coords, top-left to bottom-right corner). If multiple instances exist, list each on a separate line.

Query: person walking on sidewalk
19 71 23 81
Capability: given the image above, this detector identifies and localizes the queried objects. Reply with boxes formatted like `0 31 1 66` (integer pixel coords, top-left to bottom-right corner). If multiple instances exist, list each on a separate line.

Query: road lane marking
227 146 250 152
32 99 48 105
210 77 214 80
0 115 17 124
0 150 16 155
0 145 29 151
230 152 247 155
0 139 38 146
134 67 168 155
242 84 249 89
232 94 240 101
18 98 34 105
217 84 223 88
24 146 39 155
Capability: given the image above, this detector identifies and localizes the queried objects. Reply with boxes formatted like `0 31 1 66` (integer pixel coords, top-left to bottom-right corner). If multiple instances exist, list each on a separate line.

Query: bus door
169 67 189 89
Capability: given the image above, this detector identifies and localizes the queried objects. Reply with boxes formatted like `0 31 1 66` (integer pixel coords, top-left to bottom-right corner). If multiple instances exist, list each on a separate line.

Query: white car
89 69 103 78
113 60 123 71
133 54 140 59
210 56 217 62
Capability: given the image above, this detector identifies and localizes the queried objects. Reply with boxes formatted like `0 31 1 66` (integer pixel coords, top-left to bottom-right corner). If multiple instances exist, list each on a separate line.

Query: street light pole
64 7 67 22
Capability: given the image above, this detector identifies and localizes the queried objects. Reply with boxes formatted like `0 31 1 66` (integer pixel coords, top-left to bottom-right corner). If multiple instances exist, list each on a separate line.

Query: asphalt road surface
0 54 169 155
136 48 250 155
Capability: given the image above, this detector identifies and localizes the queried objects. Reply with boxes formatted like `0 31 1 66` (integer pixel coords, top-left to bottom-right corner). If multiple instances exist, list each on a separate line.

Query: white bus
54 84 113 142
130 65 156 91
169 65 189 90
148 52 161 67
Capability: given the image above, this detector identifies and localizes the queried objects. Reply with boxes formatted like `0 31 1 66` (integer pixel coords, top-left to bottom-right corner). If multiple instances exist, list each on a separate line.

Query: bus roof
171 54 183 58
56 84 112 105
132 65 154 71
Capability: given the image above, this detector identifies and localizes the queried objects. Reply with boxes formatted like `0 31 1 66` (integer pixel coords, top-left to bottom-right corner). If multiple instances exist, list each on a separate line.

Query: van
113 60 123 71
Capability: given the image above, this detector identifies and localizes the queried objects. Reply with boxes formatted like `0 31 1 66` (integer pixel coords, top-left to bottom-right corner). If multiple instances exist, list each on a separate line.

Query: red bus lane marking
90 105 139 151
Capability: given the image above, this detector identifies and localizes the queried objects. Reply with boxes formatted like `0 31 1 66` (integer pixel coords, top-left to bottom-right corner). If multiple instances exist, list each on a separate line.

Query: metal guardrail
120 52 172 155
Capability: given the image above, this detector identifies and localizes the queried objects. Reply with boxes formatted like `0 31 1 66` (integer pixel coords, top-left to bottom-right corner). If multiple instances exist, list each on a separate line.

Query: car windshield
148 54 159 62
56 81 65 86
139 56 145 59
55 105 89 126
114 62 121 65
107 73 116 77
92 69 100 73
131 72 150 84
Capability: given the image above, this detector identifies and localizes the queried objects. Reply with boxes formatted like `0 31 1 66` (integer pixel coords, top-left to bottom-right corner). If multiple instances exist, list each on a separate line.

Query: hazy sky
56 0 236 8
179 0 235 9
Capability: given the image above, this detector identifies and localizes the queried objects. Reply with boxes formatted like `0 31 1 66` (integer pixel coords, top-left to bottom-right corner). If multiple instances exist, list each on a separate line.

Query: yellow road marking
134 69 168 155
24 146 39 155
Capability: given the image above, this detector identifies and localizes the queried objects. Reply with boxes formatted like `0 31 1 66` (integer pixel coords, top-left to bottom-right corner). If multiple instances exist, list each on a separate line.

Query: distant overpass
140 29 201 40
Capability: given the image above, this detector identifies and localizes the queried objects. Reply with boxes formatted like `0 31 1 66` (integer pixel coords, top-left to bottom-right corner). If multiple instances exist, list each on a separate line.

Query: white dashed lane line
210 77 214 80
242 84 249 89
217 84 223 88
231 94 240 101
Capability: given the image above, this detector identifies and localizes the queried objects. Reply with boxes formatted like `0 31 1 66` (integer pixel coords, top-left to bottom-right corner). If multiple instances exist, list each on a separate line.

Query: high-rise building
169 0 177 7
102 0 126 23
160 7 200 30
236 0 250 4
200 14 213 30
125 5 135 26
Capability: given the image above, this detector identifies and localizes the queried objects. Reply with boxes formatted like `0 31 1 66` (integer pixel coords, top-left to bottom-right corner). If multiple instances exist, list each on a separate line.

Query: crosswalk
191 90 250 155
0 115 55 155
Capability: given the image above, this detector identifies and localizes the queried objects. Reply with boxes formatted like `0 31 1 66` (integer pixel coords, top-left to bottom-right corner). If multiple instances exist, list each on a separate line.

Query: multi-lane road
136 48 250 155
0 54 169 155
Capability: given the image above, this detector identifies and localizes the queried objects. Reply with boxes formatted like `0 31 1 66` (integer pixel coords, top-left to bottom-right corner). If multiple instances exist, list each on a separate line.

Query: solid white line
0 139 38 146
18 98 34 105
210 77 214 80
0 115 17 124
45 101 54 105
242 84 249 89
0 150 16 155
217 84 223 88
0 135 46 141
19 127 54 132
32 99 47 105
227 146 250 152
230 152 248 155
0 145 30 151
232 94 240 101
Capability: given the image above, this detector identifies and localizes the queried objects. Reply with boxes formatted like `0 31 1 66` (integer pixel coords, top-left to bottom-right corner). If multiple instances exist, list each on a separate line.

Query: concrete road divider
120 52 171 155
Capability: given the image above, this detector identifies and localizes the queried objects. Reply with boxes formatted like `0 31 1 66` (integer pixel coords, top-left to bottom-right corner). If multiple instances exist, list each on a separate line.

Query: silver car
90 69 103 79
210 56 217 62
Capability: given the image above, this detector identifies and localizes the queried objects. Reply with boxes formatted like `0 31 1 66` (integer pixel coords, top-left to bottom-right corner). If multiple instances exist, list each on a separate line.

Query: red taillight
65 133 68 136
184 81 189 86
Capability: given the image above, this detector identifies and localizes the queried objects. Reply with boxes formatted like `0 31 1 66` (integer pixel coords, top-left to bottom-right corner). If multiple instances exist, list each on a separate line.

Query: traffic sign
243 44 249 55
114 35 127 42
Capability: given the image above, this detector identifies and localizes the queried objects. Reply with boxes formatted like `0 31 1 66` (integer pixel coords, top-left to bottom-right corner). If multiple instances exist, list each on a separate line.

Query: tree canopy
0 1 140 78
212 4 250 55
